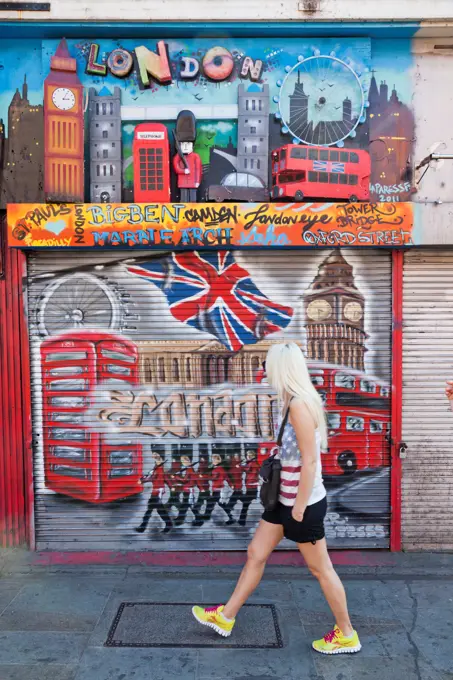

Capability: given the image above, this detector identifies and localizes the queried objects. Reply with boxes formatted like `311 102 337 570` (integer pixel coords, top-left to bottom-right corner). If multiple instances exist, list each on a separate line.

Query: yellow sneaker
192 604 235 637
312 625 361 655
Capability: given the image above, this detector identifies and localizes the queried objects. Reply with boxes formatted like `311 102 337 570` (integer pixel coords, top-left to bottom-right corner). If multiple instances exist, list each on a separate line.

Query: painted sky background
42 38 371 109
282 62 364 117
0 40 42 131
371 39 413 104
0 37 413 135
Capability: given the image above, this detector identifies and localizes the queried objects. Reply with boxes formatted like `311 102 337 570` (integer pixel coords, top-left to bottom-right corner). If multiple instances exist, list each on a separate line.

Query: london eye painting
276 54 367 147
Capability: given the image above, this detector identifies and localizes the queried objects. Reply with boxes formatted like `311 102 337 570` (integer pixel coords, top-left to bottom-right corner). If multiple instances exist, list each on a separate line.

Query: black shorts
262 496 327 544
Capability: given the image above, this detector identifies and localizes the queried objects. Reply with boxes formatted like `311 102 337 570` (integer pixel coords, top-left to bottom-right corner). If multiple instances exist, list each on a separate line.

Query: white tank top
278 420 326 507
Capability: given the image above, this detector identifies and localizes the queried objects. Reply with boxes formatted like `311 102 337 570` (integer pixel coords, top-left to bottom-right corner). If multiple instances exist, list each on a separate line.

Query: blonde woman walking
192 342 361 655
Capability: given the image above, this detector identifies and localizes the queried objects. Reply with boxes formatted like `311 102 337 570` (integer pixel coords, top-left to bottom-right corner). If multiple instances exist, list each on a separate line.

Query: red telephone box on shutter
133 123 171 203
41 332 143 503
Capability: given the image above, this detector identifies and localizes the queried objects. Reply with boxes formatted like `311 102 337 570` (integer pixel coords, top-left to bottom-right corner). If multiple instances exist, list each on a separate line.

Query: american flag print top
278 421 326 508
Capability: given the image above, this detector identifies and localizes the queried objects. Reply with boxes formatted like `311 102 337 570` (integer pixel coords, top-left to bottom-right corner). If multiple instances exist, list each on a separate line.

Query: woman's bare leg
222 520 283 620
298 538 353 635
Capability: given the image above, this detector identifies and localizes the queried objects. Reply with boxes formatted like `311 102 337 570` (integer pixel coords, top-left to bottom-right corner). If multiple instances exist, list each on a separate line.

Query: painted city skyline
287 69 360 146
42 38 372 110
0 37 413 135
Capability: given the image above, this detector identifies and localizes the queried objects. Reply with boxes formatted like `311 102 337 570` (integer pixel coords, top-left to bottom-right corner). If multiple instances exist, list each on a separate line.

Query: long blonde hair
266 342 328 449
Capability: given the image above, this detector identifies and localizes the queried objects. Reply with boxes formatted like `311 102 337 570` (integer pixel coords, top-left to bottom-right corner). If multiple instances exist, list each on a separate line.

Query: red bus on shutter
256 363 390 477
313 366 390 475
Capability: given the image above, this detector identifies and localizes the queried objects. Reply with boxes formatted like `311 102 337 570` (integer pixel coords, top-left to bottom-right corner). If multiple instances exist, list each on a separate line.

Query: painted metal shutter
27 248 392 551
402 250 453 551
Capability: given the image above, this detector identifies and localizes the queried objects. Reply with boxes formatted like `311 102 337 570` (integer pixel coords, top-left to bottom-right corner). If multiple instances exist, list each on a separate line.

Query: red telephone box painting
133 123 171 203
41 331 143 504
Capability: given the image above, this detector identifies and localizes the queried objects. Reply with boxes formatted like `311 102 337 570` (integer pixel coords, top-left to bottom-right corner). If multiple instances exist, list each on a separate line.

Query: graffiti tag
97 387 278 440
303 228 412 246
370 181 412 203
7 202 415 249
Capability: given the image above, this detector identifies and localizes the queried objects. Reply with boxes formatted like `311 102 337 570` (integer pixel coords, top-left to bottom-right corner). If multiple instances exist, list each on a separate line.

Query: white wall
402 250 453 551
3 0 453 22
412 42 453 204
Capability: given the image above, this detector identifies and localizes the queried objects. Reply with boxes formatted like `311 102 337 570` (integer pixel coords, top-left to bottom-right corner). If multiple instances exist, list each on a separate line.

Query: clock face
307 299 332 321
344 301 363 322
52 87 76 111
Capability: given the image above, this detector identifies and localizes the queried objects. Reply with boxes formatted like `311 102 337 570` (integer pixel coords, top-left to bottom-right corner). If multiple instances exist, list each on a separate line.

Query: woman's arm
446 381 453 413
289 399 318 522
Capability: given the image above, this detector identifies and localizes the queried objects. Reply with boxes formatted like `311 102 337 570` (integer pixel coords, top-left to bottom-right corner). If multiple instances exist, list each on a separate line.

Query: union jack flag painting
313 160 345 173
127 251 294 351
313 160 329 172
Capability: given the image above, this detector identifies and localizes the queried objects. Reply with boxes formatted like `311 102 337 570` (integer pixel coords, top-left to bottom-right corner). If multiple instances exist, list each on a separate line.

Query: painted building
1 75 44 204
304 252 367 372
43 38 84 202
0 4 452 555
237 84 269 185
88 86 122 203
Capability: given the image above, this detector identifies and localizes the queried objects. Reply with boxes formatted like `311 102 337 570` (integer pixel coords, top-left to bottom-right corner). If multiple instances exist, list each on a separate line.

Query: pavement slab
0 664 77 680
0 577 117 632
74 647 198 680
291 579 402 623
312 655 449 680
380 580 453 675
200 578 294 606
197 603 318 680
0 580 25 615
0 631 89 664
0 558 451 680
110 576 204 602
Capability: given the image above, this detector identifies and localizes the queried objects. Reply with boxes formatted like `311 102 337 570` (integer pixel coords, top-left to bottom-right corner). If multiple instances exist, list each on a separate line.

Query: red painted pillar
0 214 34 548
390 250 404 551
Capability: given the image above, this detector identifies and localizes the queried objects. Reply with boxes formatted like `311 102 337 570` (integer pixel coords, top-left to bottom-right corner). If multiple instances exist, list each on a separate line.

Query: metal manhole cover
105 603 283 649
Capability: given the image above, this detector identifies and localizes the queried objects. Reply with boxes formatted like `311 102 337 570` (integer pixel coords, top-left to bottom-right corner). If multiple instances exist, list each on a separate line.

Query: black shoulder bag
259 404 291 512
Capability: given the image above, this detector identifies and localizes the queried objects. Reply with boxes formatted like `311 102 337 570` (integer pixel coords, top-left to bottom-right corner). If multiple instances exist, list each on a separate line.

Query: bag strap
276 398 293 447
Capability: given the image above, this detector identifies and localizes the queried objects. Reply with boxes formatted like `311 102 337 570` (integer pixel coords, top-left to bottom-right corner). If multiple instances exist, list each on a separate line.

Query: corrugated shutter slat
27 249 392 551
402 250 453 551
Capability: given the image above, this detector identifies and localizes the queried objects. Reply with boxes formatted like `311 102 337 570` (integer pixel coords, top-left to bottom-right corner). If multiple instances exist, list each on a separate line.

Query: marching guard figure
173 452 199 527
204 452 232 522
238 448 260 527
192 451 211 527
224 452 244 526
172 109 202 202
135 448 173 535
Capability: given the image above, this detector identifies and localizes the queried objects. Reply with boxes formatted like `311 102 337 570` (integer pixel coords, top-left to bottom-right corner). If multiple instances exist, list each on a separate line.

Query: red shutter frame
390 249 404 551
0 214 34 548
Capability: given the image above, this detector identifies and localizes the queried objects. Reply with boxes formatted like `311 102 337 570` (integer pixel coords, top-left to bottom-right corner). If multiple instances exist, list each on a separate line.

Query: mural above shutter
0 36 416 207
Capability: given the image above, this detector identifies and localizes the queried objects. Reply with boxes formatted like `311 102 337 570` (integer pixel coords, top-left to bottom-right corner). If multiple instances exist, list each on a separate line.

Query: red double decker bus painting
257 362 390 477
271 144 371 202
133 123 171 203
41 332 143 503
312 366 390 475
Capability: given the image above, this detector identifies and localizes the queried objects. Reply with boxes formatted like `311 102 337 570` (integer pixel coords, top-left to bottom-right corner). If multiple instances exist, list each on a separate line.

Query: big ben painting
304 251 367 371
44 38 84 202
